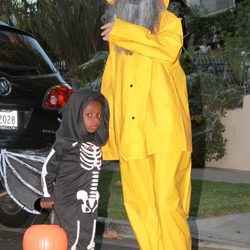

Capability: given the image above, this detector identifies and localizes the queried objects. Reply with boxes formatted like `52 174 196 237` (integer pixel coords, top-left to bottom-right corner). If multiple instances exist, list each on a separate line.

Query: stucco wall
206 95 250 171
201 0 216 13
185 0 235 15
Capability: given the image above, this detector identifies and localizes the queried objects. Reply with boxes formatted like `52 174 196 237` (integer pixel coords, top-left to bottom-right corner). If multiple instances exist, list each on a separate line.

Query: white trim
87 219 96 250
71 220 80 250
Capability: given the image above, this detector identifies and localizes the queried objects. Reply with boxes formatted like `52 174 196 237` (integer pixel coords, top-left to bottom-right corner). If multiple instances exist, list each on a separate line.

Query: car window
0 30 57 76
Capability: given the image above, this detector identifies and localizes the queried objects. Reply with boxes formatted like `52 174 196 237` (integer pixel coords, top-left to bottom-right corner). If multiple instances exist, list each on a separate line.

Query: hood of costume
101 0 191 161
56 89 109 148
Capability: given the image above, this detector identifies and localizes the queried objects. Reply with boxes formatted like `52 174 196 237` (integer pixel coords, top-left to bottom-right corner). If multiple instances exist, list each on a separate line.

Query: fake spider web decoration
0 149 46 214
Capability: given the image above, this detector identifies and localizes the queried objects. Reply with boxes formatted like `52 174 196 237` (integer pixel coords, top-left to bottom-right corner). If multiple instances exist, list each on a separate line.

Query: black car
0 23 73 228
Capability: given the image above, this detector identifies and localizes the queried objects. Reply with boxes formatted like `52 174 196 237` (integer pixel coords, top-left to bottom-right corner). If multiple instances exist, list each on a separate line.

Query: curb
97 217 135 240
191 233 250 250
97 217 250 250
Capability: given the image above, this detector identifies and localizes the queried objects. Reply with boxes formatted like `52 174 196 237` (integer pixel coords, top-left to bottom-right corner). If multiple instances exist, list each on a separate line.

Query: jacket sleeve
109 13 183 64
41 148 59 200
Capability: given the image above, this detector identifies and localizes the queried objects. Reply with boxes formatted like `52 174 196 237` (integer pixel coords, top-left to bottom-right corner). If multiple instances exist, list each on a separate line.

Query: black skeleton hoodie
41 89 109 250
57 89 109 148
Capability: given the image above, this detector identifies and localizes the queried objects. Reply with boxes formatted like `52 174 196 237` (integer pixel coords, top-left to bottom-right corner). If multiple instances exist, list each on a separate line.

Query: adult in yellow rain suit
101 0 192 249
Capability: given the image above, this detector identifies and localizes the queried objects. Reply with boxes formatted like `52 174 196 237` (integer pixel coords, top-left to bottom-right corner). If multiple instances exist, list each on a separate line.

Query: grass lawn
98 169 250 220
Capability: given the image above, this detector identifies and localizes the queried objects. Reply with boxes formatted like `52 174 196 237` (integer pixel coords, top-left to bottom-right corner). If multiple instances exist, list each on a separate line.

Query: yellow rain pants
120 152 192 250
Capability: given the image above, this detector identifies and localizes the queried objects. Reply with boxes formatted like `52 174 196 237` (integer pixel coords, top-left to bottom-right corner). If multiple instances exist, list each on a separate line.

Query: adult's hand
101 15 116 41
40 200 54 209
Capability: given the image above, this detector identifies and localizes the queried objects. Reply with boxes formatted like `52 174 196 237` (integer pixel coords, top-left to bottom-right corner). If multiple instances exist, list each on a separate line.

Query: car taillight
43 85 73 109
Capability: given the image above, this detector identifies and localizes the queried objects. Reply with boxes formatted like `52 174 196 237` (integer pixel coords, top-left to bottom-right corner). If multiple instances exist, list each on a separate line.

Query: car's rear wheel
0 184 49 228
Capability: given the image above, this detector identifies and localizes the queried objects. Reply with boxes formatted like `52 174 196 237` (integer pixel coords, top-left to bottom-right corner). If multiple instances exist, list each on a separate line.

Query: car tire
0 185 49 228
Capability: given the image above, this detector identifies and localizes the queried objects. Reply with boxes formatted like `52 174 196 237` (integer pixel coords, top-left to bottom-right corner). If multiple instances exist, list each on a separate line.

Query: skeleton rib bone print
77 142 101 214
80 143 102 171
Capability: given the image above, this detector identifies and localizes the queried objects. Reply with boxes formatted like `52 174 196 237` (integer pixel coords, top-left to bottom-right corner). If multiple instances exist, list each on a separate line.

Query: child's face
83 101 103 133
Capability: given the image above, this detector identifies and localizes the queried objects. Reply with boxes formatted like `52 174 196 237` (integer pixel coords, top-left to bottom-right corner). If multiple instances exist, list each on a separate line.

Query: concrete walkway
100 166 250 250
190 213 250 250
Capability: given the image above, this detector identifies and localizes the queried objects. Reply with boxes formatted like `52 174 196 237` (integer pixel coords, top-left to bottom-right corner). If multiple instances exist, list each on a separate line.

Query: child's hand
101 15 117 41
40 200 54 209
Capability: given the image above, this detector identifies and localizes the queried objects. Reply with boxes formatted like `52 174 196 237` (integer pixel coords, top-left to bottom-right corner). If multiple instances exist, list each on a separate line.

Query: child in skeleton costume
40 89 109 250
101 0 192 249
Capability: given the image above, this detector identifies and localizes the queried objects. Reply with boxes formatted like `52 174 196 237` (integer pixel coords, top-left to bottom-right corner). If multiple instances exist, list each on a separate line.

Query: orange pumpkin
23 225 68 250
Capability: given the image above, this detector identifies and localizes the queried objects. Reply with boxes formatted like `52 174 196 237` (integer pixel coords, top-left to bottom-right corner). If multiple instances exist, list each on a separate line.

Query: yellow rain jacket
101 0 192 161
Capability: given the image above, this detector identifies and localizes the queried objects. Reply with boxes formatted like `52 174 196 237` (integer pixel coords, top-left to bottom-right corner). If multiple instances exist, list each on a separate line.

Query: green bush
187 72 244 167
64 51 108 90
225 37 250 82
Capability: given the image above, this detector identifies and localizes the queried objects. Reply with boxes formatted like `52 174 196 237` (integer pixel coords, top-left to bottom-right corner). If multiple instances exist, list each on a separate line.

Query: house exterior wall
201 0 216 13
206 95 250 171
185 0 235 15
185 0 200 6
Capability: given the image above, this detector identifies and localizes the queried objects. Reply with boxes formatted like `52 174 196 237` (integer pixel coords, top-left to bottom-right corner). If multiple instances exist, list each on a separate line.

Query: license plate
0 110 18 129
